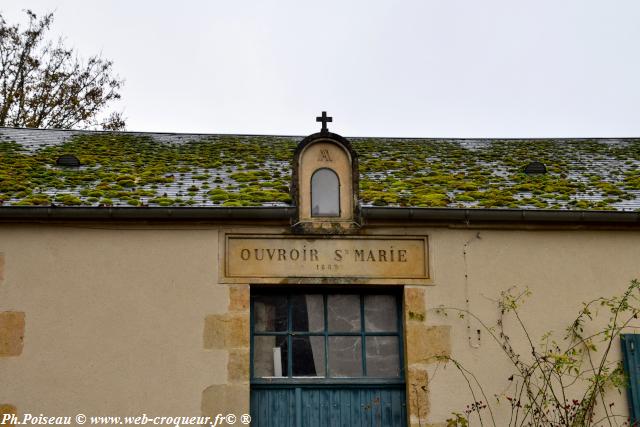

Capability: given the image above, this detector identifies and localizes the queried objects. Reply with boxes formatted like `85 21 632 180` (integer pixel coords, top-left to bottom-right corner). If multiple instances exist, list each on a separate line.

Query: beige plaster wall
0 225 231 420
415 227 640 426
0 223 638 426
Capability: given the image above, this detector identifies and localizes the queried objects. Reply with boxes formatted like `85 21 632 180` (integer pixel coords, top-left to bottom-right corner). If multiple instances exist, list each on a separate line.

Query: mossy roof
2 127 640 211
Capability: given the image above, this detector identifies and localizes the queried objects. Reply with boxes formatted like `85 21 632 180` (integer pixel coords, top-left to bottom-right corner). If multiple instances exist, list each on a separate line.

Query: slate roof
1 127 640 211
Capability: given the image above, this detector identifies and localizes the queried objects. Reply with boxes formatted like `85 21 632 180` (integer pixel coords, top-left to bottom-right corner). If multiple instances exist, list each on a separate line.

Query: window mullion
397 293 405 379
360 293 367 377
287 293 292 378
324 293 329 378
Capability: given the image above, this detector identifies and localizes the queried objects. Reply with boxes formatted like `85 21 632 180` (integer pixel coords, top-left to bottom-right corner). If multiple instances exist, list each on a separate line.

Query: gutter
0 206 639 224
0 206 295 221
363 207 640 223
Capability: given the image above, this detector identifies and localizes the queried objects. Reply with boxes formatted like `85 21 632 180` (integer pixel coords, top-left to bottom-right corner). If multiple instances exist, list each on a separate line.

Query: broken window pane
366 336 400 377
254 295 287 332
253 335 288 377
327 294 360 332
329 336 362 377
292 336 325 377
364 295 398 332
311 168 340 217
292 294 324 332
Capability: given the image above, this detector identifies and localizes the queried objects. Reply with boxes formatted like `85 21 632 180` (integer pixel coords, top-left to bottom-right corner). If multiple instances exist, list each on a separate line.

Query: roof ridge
1 126 640 140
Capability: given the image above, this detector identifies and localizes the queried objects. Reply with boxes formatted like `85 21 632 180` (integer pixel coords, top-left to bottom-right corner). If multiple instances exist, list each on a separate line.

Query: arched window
311 168 340 217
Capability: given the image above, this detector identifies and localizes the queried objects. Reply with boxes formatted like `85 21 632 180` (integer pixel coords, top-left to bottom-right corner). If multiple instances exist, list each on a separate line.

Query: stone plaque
222 234 429 284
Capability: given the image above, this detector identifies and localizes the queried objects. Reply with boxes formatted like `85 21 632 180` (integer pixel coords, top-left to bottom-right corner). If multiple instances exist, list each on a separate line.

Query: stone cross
316 111 332 133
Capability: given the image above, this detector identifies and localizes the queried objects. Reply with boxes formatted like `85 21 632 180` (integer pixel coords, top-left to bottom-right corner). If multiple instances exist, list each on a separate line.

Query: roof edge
0 206 638 224
0 206 295 221
363 207 640 223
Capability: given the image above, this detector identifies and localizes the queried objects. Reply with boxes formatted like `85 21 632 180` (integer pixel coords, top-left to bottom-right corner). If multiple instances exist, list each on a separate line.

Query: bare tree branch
0 10 125 130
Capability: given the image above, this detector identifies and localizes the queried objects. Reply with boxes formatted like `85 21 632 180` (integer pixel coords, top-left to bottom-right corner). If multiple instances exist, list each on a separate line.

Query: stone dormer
291 112 360 233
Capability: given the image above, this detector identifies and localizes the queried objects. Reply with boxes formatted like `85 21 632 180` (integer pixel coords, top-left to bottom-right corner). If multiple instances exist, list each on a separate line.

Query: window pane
254 295 287 332
292 336 325 377
366 337 400 377
253 336 288 377
327 294 361 332
364 295 398 332
292 294 324 332
329 337 362 377
311 168 340 217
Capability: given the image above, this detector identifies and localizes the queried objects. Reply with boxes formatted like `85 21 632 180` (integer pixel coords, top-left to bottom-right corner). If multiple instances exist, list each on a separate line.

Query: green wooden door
251 386 406 427
250 291 407 427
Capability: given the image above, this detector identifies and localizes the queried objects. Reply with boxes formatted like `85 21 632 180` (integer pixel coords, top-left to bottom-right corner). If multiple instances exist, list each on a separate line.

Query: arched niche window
311 168 340 217
291 133 359 230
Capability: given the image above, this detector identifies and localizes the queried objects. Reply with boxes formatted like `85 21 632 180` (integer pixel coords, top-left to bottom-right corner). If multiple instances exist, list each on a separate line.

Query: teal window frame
250 289 405 386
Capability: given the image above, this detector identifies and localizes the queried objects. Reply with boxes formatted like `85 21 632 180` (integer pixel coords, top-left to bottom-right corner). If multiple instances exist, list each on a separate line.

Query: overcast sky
2 1 640 137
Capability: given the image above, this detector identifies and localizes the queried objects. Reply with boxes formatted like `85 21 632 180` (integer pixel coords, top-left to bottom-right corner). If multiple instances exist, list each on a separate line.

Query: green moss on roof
1 129 640 211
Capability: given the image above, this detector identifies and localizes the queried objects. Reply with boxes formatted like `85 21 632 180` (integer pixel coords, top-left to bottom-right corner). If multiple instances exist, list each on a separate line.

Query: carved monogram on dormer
318 149 333 162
